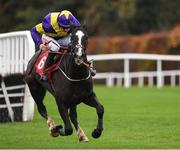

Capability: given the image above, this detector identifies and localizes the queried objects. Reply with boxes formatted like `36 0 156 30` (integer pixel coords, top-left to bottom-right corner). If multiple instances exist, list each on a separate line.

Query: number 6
38 56 47 69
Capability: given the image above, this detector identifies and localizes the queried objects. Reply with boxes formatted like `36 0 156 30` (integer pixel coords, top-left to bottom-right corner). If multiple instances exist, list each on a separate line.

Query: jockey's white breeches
42 34 71 52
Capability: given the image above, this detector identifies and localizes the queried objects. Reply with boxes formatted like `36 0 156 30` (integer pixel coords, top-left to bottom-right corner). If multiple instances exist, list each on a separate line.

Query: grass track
0 86 180 149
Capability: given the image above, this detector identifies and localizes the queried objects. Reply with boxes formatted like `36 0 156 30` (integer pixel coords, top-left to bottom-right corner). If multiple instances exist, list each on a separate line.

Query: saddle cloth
35 50 63 81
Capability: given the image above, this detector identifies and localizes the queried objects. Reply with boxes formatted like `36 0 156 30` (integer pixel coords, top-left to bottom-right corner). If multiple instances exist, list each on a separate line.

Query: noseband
75 44 83 49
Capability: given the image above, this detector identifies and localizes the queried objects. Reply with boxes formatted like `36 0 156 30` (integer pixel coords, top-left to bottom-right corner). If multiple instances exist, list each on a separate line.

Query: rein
49 49 93 71
58 67 91 82
52 49 92 82
49 51 72 55
48 46 93 82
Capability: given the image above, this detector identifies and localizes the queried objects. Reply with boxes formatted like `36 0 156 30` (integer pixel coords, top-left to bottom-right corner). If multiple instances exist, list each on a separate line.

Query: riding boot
41 53 55 80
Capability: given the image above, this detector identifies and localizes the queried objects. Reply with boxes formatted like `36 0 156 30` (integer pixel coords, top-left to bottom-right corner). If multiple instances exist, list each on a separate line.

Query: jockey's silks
31 12 80 47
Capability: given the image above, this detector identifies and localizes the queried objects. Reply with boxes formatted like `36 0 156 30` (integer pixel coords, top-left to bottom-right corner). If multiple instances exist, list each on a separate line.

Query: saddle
35 50 65 82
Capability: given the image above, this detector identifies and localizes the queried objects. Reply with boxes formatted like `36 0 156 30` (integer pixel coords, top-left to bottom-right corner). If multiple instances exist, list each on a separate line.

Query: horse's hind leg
83 92 104 139
26 77 59 137
25 77 47 120
69 106 89 142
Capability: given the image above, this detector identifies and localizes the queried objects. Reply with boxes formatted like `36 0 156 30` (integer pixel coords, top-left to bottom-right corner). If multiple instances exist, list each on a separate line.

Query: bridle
48 27 94 75
75 44 83 49
48 45 92 73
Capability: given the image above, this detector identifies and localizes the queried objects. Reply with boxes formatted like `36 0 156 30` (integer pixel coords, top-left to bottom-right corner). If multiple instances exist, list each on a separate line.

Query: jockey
31 10 81 80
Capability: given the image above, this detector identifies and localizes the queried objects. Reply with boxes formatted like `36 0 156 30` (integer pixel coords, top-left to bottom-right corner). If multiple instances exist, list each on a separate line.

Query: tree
1 0 180 35
130 0 180 34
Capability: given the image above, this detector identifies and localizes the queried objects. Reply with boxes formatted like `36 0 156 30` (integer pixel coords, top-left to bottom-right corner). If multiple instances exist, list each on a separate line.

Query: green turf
0 86 180 149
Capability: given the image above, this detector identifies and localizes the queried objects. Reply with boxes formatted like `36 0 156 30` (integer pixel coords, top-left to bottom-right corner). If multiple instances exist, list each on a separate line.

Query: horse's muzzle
75 57 84 65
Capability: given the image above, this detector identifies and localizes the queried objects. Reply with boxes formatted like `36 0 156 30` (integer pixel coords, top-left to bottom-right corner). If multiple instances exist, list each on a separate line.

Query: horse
25 25 104 142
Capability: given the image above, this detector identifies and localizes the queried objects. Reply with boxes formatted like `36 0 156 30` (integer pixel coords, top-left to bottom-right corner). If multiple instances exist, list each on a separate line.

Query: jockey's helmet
58 10 74 28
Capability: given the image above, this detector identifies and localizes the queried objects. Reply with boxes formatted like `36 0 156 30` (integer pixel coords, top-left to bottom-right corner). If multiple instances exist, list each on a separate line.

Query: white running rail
88 53 180 88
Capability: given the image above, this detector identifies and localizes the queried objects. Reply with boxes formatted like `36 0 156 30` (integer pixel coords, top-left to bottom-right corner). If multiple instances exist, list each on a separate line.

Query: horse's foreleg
69 106 89 142
77 126 89 142
57 103 73 136
83 92 104 139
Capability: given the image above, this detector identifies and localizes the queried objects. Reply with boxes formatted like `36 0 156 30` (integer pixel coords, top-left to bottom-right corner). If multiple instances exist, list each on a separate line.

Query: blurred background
1 0 180 55
1 0 180 86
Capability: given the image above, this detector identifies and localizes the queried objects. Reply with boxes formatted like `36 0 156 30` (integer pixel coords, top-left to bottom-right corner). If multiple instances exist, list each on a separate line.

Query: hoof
57 125 66 136
91 129 102 139
79 136 89 142
49 125 62 137
49 130 59 137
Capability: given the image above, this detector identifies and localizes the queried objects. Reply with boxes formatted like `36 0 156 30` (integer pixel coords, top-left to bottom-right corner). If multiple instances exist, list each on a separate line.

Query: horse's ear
81 24 87 32
82 24 87 31
81 20 87 31
70 22 76 30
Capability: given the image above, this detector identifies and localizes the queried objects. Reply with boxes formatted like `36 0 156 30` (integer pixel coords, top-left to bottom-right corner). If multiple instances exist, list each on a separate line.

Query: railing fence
88 53 180 88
